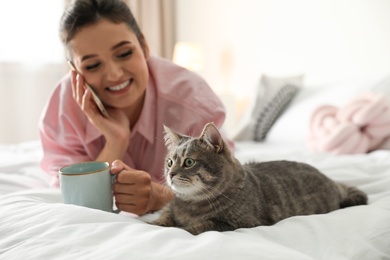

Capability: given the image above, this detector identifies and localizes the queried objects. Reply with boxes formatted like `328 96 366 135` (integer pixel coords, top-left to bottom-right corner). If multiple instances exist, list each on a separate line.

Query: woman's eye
85 63 100 71
184 158 195 168
167 159 173 168
118 50 132 58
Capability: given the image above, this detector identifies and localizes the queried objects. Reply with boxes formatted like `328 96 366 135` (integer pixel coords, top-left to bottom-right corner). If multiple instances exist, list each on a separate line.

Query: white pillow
231 74 303 141
266 74 390 145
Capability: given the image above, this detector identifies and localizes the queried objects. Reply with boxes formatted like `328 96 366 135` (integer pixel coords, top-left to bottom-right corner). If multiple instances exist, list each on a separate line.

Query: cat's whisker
198 182 234 203
211 187 234 202
191 182 224 212
193 183 214 197
196 189 219 212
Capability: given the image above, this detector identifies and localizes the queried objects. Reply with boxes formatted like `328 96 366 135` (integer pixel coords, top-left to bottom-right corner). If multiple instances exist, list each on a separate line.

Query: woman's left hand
110 160 173 215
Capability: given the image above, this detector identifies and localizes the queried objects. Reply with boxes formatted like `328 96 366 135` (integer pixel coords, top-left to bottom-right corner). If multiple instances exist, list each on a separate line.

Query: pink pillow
308 93 390 154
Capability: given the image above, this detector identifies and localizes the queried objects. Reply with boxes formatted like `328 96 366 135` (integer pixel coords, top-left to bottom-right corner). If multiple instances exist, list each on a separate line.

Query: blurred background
1 0 390 143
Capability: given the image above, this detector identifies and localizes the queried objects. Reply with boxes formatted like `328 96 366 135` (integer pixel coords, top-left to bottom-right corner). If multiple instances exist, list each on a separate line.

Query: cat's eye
183 158 195 168
167 158 173 168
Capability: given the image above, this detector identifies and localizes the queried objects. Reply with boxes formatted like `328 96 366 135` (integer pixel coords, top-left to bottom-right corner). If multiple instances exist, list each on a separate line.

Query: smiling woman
38 0 232 217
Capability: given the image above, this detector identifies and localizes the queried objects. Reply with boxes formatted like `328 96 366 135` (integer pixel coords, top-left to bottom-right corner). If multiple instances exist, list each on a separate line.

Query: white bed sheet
0 141 390 260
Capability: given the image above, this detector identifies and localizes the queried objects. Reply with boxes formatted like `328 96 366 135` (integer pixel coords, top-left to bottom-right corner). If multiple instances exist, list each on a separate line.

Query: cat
152 122 368 235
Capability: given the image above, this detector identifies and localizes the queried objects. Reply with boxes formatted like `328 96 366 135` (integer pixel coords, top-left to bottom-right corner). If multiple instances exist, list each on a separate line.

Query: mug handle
111 173 118 184
111 173 120 214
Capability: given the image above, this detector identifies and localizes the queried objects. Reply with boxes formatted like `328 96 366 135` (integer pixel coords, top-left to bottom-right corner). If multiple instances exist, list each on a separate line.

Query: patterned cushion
252 83 299 141
232 75 303 141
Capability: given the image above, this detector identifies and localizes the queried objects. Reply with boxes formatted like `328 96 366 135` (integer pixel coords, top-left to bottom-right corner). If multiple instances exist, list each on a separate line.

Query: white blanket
1 141 390 260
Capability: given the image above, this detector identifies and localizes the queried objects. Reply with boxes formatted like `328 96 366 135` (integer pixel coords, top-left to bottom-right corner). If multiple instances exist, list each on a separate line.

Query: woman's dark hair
60 0 145 54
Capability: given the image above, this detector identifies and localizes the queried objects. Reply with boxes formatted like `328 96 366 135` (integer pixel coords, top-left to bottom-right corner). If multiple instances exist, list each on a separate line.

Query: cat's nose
169 172 177 179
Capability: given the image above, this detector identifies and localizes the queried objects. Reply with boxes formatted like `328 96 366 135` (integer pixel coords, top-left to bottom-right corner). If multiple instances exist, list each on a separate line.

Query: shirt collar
131 78 157 144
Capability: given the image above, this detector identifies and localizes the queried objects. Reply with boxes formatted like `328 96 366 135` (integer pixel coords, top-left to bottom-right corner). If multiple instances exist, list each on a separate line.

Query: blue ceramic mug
59 161 117 212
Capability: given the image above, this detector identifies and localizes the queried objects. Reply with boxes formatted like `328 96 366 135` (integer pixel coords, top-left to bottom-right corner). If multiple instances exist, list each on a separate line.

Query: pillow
266 74 390 145
307 93 390 154
231 74 303 141
372 74 390 97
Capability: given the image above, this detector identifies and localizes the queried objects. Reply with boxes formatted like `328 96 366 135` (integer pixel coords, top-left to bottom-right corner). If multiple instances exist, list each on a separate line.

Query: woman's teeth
108 80 129 91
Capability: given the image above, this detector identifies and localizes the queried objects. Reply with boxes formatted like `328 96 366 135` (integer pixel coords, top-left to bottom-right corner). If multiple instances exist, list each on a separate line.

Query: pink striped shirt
39 56 232 187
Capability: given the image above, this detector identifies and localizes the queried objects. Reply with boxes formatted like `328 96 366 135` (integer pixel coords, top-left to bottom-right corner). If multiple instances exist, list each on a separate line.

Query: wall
175 0 390 135
0 0 65 144
0 64 66 143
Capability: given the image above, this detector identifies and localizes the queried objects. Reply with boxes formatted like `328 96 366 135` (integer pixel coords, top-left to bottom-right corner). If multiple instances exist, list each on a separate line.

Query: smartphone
67 61 109 118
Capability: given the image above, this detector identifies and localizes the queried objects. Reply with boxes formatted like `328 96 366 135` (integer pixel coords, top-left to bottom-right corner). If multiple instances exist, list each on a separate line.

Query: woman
39 0 232 216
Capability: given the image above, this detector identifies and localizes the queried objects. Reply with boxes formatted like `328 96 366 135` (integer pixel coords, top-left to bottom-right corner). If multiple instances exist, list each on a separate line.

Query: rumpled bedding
1 141 390 259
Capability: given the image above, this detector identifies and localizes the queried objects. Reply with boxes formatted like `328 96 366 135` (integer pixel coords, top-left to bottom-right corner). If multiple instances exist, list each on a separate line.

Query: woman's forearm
95 135 130 163
150 181 174 212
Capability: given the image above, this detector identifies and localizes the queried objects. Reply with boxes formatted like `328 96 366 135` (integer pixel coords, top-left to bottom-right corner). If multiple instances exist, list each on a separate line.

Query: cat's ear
199 123 224 153
163 125 184 149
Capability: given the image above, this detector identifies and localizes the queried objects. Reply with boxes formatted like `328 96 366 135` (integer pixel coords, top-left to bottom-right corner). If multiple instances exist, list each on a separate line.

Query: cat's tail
337 183 368 208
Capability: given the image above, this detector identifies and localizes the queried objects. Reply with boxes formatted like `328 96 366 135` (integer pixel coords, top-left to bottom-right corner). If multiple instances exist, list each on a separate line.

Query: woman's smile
106 79 132 94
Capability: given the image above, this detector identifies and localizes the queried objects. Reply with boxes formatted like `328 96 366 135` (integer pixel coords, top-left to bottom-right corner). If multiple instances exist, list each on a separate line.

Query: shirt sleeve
39 77 93 188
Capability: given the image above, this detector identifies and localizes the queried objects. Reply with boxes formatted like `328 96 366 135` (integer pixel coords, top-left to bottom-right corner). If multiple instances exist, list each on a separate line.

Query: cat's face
165 139 222 199
163 123 232 201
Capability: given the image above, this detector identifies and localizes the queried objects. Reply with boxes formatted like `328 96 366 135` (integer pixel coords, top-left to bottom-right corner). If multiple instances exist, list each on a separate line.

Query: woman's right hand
71 71 131 156
110 160 173 215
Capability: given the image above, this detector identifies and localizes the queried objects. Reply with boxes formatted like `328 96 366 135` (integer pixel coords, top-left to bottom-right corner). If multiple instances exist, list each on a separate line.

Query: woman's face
69 19 149 110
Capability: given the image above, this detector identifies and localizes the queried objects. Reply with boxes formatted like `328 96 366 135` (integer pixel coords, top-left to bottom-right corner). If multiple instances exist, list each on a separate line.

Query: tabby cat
152 123 368 235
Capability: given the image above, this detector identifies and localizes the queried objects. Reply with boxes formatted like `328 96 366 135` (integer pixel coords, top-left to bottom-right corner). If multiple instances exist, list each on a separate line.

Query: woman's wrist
96 135 130 163
150 181 173 212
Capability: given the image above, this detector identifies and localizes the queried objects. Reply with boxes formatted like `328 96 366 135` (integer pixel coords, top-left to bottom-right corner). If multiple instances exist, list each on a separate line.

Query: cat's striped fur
152 123 368 235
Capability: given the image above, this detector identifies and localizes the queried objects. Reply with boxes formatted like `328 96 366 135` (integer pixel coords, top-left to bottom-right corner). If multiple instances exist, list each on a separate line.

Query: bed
1 75 390 259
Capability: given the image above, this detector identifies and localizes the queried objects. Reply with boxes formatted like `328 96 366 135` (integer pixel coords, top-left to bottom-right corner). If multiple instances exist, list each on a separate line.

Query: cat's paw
149 216 174 227
149 219 166 226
